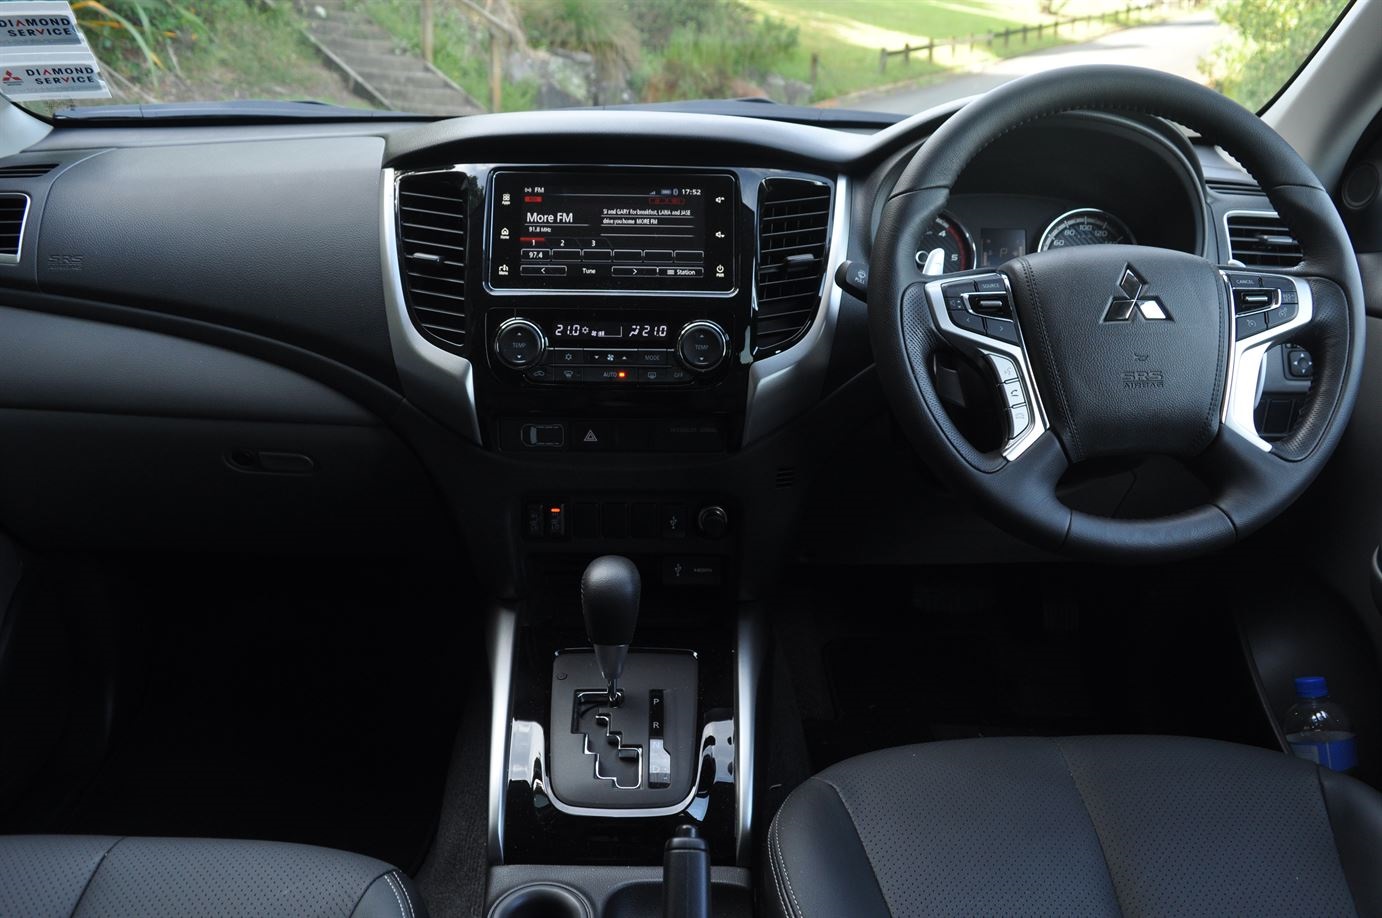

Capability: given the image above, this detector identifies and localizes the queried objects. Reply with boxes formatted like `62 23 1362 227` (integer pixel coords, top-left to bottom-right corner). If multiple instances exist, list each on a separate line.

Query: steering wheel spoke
922 271 1050 461
1220 269 1314 452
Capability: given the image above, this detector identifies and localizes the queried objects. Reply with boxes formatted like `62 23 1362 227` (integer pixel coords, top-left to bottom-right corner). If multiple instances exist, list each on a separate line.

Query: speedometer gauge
1037 208 1135 252
915 212 975 273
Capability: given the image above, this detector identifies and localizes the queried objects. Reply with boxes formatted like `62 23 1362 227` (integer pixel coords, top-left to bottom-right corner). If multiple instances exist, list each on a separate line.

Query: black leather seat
0 836 426 918
765 736 1382 917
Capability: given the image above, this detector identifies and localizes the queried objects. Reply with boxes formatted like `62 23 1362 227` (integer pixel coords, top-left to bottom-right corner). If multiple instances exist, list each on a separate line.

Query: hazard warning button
573 421 612 451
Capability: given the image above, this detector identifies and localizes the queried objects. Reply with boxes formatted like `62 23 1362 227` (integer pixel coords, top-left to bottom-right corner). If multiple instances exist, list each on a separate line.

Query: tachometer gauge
1037 208 1135 251
915 213 975 273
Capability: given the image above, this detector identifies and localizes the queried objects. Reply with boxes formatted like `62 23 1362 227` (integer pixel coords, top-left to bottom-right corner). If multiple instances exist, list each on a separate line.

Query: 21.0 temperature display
552 321 671 341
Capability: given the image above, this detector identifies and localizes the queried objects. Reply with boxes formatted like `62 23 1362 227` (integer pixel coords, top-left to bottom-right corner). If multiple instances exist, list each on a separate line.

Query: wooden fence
879 0 1203 73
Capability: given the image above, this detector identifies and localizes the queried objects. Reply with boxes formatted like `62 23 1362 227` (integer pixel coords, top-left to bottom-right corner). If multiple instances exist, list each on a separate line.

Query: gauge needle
920 247 946 276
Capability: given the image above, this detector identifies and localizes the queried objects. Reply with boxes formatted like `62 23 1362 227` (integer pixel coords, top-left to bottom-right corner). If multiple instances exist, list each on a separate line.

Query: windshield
0 0 1351 119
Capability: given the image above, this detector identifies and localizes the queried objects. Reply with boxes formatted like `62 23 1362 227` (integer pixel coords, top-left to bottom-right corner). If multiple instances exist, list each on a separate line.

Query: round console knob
697 505 729 539
493 317 545 370
676 321 728 372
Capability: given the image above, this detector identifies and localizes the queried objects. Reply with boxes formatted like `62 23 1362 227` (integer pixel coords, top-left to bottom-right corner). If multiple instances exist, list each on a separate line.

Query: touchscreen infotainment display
487 171 737 292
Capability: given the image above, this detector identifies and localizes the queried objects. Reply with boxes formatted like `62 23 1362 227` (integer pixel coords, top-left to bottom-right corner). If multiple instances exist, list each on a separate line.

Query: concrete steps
296 0 483 115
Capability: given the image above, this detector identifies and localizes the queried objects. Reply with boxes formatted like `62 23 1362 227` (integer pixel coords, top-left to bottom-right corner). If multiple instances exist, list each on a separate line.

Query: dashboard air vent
755 177 832 356
1226 212 1302 269
1206 179 1264 197
0 194 30 261
0 162 57 179
397 170 468 350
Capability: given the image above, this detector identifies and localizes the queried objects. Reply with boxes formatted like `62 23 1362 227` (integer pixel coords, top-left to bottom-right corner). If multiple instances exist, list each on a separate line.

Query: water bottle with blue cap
1283 675 1357 773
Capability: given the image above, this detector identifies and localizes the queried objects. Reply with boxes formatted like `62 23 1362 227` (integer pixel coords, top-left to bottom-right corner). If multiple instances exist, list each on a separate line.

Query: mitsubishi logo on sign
1102 266 1172 322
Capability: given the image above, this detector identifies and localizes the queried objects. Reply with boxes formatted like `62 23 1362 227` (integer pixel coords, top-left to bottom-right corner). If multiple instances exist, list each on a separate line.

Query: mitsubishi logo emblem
1102 266 1172 322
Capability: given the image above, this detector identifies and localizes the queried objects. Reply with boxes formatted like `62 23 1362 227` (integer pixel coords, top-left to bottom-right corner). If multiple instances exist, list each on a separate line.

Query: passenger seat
0 835 425 918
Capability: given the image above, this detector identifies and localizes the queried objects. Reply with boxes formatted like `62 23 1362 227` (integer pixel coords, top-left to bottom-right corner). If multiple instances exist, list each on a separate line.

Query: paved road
846 12 1230 115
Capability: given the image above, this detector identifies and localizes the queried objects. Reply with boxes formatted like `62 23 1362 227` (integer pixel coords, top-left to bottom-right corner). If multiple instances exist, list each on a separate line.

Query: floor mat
47 556 476 872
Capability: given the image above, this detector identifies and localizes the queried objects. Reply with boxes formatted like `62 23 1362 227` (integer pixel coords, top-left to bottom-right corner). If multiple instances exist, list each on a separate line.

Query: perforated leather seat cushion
764 735 1382 917
0 835 426 918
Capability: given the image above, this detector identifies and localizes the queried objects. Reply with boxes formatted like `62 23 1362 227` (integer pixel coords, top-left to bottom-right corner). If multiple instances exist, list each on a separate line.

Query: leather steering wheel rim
869 65 1365 563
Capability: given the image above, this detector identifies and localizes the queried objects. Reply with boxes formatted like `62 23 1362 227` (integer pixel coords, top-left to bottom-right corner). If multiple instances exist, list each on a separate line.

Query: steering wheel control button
1007 403 1032 440
951 310 986 334
974 277 1007 294
983 317 1020 344
676 321 728 372
1287 348 1314 378
986 354 1020 383
1266 302 1299 327
1233 288 1279 312
1227 273 1262 288
494 318 546 369
1235 312 1269 339
1001 381 1025 407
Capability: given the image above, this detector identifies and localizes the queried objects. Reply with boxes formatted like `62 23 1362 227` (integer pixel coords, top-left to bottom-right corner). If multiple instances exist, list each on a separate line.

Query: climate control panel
490 310 730 386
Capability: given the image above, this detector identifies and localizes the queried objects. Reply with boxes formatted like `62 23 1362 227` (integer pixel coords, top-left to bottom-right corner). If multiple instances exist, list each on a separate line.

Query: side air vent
1226 212 1303 269
397 170 468 351
1206 178 1264 197
0 194 30 262
0 162 57 179
754 177 832 356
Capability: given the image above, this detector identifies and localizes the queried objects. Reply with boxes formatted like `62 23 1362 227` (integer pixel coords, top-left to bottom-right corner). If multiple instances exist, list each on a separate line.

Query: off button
676 321 727 372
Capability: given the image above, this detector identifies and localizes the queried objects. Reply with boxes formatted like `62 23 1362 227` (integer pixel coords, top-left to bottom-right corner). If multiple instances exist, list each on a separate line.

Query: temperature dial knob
493 318 545 370
676 321 728 372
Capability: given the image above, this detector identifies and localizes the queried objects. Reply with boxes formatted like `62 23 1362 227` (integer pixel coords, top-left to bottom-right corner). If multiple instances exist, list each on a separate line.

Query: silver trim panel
487 603 519 863
1220 271 1313 452
743 175 848 444
381 167 481 442
0 193 31 266
922 272 1051 461
508 716 734 819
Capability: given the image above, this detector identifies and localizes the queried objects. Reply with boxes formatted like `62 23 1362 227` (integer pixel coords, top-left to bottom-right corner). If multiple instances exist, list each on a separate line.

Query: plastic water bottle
1283 676 1357 773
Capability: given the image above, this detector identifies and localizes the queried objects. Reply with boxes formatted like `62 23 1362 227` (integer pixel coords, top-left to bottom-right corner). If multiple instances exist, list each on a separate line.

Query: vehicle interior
3 0 1382 915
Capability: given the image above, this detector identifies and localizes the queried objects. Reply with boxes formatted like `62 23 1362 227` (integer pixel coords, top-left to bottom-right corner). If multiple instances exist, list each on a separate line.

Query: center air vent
397 170 468 351
0 163 57 179
1226 212 1302 269
754 177 832 356
0 194 30 262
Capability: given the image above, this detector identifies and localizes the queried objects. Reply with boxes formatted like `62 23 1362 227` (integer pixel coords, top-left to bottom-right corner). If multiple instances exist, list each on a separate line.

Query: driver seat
764 735 1382 916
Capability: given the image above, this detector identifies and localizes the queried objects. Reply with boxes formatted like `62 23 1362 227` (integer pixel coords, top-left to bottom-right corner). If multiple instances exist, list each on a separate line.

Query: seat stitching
392 871 416 918
767 816 794 918
773 808 806 918
1051 738 1127 917
814 776 891 916
347 870 394 918
381 873 407 918
69 836 126 918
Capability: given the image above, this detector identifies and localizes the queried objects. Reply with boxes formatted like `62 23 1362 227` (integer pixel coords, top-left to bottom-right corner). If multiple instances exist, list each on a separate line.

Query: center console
384 159 845 916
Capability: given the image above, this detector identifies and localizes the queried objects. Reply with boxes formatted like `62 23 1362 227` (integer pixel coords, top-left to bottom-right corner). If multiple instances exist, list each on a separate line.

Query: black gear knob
581 555 640 702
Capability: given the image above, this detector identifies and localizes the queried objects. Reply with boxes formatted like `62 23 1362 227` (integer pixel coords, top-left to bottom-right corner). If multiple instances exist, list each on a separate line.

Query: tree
1201 0 1348 110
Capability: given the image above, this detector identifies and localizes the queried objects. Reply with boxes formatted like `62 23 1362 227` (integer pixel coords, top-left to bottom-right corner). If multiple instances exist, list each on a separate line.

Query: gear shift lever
581 555 640 705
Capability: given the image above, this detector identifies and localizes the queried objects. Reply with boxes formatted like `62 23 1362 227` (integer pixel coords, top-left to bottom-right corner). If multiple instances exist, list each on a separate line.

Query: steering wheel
869 66 1364 562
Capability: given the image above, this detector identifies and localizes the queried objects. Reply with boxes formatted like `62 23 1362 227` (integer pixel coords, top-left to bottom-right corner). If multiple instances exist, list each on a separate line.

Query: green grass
744 0 1185 101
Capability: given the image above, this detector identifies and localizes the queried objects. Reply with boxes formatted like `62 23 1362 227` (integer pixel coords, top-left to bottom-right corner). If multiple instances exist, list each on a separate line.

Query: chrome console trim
380 167 481 442
742 174 849 445
487 602 519 863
